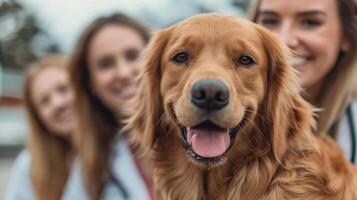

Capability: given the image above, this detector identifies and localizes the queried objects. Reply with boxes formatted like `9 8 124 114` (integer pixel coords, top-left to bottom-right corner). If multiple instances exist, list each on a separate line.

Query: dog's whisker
246 108 270 124
242 115 266 144
244 109 271 136
159 112 181 142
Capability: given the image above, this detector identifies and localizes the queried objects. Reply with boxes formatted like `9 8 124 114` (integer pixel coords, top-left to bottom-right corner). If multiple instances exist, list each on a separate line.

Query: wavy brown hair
24 54 71 200
250 0 357 137
68 13 149 200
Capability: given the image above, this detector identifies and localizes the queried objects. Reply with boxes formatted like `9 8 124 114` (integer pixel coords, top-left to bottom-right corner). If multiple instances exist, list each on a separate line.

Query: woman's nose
115 61 133 81
52 93 66 108
278 23 299 49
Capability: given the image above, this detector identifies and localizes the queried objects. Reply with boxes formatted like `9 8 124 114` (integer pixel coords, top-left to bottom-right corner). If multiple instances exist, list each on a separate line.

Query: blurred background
0 0 251 196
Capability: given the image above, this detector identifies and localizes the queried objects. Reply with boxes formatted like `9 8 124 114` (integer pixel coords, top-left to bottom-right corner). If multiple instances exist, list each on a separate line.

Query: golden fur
126 14 357 200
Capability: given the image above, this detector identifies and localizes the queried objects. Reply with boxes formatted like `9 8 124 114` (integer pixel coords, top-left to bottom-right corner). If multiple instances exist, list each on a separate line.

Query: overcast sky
17 0 246 52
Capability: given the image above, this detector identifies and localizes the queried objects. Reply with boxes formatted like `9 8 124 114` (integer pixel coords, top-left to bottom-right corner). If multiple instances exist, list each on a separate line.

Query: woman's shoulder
14 149 31 165
62 159 89 200
4 149 34 200
8 149 31 179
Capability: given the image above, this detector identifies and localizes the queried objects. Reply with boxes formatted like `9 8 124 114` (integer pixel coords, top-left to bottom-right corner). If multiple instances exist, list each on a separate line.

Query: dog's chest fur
153 132 357 200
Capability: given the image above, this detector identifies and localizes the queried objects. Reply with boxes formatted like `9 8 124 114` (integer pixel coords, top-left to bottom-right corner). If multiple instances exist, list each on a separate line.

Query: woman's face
31 67 75 136
88 24 145 117
256 0 348 89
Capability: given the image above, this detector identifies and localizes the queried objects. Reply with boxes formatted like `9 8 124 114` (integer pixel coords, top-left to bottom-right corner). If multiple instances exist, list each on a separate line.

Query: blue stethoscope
107 134 130 200
347 104 356 163
109 168 129 199
106 138 130 200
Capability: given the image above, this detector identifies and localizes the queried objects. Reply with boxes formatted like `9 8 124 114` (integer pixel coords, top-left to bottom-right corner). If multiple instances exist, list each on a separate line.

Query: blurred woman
250 0 357 162
5 55 75 200
64 13 152 200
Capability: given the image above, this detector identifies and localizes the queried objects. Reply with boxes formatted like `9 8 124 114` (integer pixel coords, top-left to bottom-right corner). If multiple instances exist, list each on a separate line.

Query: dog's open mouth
179 120 242 164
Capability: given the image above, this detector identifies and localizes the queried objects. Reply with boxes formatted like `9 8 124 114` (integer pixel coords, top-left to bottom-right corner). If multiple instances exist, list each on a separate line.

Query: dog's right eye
235 55 255 67
172 52 190 64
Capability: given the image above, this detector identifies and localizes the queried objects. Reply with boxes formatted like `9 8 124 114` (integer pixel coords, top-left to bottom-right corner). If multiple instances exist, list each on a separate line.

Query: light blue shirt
4 137 150 200
337 101 357 163
4 150 35 200
63 137 151 200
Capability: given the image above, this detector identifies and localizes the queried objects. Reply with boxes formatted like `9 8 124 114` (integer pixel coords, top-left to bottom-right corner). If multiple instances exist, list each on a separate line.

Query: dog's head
127 13 309 168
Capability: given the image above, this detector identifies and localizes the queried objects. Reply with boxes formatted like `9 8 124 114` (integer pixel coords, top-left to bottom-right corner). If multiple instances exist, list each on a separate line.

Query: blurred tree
232 0 252 12
0 0 58 69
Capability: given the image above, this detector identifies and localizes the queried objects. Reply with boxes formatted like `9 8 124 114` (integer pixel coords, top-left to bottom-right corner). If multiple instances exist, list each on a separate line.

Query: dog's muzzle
191 79 229 111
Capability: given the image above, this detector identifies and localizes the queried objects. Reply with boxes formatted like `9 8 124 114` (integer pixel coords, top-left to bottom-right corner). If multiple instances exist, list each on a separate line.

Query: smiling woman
251 0 357 163
63 13 153 200
30 67 74 136
4 54 75 200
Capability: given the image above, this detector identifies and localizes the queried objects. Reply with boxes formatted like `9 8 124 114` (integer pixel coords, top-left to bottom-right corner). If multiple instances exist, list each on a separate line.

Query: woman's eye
258 17 280 28
57 84 69 95
125 49 140 61
235 55 255 67
96 56 115 69
301 19 322 28
40 95 50 107
172 52 190 64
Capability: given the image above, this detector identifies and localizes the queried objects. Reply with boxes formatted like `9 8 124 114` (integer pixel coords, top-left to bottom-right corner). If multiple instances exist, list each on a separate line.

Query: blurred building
0 66 27 151
0 65 26 196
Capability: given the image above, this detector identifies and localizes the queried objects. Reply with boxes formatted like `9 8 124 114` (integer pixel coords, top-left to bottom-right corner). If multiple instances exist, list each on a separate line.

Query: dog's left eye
235 55 255 67
172 52 190 63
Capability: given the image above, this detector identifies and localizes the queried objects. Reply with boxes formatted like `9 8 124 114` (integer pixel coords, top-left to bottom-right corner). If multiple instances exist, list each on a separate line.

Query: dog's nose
191 79 229 111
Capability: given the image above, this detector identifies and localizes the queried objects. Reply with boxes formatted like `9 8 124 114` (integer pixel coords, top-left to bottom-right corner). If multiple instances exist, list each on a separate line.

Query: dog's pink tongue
190 129 230 158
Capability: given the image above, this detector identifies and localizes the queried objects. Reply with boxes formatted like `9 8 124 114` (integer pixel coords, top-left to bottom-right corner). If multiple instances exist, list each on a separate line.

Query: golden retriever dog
125 13 357 200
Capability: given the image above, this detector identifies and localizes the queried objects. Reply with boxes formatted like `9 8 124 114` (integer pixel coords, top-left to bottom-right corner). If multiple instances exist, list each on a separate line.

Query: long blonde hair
250 0 357 137
24 54 71 200
68 13 150 200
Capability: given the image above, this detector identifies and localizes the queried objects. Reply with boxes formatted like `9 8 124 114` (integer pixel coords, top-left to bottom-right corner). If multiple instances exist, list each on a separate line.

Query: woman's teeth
289 57 309 67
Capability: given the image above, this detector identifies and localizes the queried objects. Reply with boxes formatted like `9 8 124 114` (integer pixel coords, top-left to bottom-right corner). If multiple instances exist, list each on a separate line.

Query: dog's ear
125 27 173 153
255 25 314 162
